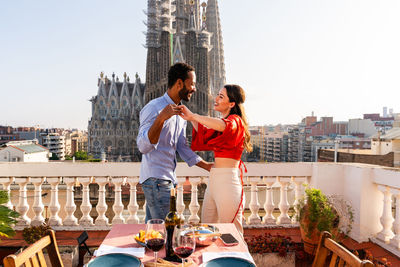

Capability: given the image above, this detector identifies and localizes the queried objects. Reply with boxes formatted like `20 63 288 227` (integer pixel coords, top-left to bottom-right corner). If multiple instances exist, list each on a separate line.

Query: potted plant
296 187 354 255
0 190 19 240
22 221 52 244
22 221 79 266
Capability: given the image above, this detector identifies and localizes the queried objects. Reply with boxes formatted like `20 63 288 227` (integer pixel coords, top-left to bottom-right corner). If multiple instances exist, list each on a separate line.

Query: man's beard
178 84 192 102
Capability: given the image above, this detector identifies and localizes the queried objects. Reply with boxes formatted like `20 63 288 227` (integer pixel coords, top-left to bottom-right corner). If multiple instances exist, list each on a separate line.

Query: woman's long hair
224 84 253 153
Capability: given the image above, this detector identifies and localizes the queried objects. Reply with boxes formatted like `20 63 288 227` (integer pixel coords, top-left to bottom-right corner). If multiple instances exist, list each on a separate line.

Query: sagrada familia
88 0 225 161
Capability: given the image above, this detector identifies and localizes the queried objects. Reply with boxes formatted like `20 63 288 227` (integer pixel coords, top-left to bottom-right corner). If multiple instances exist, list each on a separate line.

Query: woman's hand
178 105 195 121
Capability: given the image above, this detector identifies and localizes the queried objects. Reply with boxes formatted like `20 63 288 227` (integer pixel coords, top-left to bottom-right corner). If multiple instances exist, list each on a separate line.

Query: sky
1 0 400 130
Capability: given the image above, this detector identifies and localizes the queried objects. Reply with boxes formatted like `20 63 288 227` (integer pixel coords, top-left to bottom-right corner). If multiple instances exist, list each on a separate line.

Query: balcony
1 162 400 260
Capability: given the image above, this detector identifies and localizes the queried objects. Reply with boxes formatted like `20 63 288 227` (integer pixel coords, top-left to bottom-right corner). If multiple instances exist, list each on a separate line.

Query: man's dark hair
168 62 195 88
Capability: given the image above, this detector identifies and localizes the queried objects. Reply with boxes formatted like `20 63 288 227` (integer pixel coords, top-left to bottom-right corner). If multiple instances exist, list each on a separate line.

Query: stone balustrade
1 162 400 256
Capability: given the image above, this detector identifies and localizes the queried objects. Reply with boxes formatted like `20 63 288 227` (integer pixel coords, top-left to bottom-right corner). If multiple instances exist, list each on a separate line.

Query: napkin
95 244 145 258
202 252 255 264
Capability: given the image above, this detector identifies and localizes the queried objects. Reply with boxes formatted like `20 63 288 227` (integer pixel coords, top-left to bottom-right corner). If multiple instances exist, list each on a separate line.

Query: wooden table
99 223 252 266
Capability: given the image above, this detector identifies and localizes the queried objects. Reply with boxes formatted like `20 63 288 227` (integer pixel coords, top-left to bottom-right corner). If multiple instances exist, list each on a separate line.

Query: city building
364 113 394 132
0 140 49 162
68 130 88 155
305 117 348 137
39 131 66 160
265 132 288 162
88 0 225 162
0 126 20 145
288 127 312 162
348 118 377 138
371 117 400 158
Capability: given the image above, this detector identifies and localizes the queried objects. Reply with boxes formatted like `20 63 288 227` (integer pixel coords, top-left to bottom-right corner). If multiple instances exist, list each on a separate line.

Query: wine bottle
164 188 182 262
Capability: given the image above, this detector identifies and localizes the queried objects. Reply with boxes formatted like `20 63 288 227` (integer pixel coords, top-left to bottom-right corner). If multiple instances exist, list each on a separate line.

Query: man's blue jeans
141 177 173 222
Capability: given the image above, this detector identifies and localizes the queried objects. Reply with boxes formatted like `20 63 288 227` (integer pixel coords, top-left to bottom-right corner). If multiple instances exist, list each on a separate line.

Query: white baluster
15 177 31 227
30 177 45 226
291 176 306 224
79 177 94 226
247 177 261 225
127 177 140 224
47 177 62 226
95 177 109 226
277 176 292 224
63 177 78 226
112 177 126 224
176 178 185 222
0 177 14 210
188 177 201 224
377 185 394 242
390 189 400 248
262 177 276 224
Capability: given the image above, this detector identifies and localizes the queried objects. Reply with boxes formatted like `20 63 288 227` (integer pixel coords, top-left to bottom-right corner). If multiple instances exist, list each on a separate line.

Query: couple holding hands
137 62 252 234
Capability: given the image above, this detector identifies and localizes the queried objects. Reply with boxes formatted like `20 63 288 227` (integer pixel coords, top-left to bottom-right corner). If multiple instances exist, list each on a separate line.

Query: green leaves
0 190 19 239
297 187 344 239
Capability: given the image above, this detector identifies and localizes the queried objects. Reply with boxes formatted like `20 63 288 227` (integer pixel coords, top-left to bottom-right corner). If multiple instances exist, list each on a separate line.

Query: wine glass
172 224 196 267
145 219 166 267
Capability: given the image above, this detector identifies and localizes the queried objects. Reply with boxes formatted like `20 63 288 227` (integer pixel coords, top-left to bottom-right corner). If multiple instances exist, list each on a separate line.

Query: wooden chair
3 229 64 267
312 231 374 267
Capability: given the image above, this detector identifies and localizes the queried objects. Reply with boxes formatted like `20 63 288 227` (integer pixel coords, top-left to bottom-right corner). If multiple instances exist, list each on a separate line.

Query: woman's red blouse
191 114 245 160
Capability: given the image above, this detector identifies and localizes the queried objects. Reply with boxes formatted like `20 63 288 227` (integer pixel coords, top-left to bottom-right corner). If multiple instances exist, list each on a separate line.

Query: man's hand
160 104 182 121
196 160 214 172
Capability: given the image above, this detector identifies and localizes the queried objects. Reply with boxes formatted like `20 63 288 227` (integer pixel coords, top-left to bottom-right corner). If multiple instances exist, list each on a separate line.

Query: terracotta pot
299 222 320 255
299 205 322 256
299 206 339 255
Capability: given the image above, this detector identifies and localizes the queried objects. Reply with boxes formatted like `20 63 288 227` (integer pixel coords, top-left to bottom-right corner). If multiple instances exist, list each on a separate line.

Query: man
137 62 212 221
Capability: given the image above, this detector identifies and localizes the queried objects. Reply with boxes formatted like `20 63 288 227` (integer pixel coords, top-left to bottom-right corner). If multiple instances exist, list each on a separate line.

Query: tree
49 153 59 160
74 151 88 160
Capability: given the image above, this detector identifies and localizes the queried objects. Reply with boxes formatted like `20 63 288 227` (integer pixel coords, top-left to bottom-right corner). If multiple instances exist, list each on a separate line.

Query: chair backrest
312 231 374 267
3 229 64 267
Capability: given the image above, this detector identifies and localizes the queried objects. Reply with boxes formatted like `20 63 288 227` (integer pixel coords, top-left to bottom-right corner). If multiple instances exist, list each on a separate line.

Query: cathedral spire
206 0 226 95
145 0 160 47
159 0 172 31
188 0 197 31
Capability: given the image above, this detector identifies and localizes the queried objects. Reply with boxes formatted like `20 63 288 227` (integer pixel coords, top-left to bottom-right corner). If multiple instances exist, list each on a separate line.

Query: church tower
144 0 225 117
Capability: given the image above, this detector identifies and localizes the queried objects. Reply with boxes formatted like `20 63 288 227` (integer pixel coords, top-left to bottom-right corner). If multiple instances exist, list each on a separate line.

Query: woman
179 84 252 234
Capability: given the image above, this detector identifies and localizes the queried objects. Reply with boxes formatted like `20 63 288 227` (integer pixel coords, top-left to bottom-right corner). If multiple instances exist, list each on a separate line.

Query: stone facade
88 73 145 162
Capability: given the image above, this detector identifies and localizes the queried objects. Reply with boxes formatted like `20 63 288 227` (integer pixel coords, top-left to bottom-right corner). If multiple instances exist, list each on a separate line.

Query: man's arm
196 160 213 172
148 104 182 144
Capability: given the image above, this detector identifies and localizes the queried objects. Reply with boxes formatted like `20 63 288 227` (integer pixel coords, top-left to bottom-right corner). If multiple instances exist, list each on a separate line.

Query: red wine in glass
174 246 195 258
147 238 165 252
145 219 166 267
172 224 196 267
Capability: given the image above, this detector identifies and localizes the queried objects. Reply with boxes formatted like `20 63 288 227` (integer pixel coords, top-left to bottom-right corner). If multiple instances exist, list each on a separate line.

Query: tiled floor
1 227 399 266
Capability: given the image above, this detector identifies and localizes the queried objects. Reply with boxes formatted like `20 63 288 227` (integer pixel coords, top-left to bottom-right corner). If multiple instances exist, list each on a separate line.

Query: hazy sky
1 0 399 130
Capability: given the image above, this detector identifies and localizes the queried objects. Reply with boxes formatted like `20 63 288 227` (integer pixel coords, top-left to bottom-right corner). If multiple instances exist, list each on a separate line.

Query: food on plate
134 229 162 243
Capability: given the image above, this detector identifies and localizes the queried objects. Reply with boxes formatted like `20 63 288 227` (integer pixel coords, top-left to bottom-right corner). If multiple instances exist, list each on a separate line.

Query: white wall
371 141 393 155
0 147 23 162
0 147 48 162
348 119 377 137
23 151 49 162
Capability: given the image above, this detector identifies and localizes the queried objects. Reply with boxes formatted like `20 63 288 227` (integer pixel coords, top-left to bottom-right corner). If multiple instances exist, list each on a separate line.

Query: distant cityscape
244 107 400 168
1 106 399 168
1 0 399 168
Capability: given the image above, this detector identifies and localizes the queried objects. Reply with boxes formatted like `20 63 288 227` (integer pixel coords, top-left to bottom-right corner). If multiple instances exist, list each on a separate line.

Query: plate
134 234 146 247
191 224 219 247
201 257 256 267
88 253 142 267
